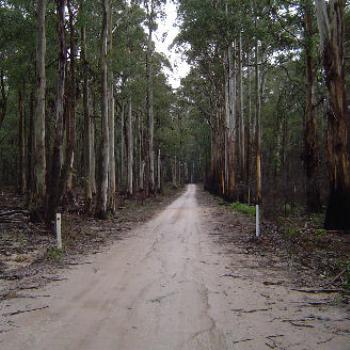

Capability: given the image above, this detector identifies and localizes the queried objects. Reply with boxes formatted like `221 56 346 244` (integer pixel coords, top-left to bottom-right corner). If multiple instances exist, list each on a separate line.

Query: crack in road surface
1 185 349 349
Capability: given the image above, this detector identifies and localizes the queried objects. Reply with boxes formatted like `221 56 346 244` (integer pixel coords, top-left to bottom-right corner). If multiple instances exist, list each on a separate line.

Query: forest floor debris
0 186 183 302
198 189 350 300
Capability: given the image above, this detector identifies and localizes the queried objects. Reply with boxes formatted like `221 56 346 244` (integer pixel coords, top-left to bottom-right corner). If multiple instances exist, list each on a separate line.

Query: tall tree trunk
108 7 115 213
47 0 66 222
90 111 96 194
64 0 77 201
246 62 252 204
108 88 116 212
96 0 110 219
224 42 229 195
120 103 126 192
226 41 236 201
0 70 7 130
157 148 161 193
172 155 177 188
255 33 262 206
138 111 144 191
33 0 47 213
316 0 350 230
238 33 245 195
18 85 26 194
303 0 321 212
81 8 93 212
127 97 133 196
146 0 155 194
27 89 34 201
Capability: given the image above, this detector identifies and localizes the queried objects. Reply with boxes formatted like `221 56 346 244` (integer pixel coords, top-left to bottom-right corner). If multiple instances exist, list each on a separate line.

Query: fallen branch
0 209 29 217
231 307 271 313
265 335 284 349
290 288 343 294
220 273 240 278
233 338 253 345
328 269 347 285
263 281 284 286
3 305 48 316
317 336 335 345
286 320 314 328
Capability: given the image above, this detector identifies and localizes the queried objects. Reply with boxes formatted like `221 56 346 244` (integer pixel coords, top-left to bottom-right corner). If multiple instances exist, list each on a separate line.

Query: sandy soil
0 185 349 349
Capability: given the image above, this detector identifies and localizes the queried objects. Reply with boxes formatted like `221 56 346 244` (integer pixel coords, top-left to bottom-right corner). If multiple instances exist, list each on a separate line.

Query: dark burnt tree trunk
316 0 350 230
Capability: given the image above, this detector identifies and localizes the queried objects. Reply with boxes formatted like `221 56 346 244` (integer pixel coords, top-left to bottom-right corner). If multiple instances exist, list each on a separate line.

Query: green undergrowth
230 202 256 217
46 247 64 262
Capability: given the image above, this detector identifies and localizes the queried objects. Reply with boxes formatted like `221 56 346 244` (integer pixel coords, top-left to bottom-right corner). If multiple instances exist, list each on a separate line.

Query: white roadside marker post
256 204 260 238
56 213 62 250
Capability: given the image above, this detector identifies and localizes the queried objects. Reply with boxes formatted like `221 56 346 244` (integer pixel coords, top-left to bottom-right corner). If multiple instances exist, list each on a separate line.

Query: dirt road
1 185 349 349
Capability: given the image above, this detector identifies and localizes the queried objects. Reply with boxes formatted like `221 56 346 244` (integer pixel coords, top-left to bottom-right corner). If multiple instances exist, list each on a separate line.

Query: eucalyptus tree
96 0 112 219
316 0 350 229
33 0 47 213
144 0 165 194
47 0 67 222
301 0 322 212
80 0 94 212
64 0 78 200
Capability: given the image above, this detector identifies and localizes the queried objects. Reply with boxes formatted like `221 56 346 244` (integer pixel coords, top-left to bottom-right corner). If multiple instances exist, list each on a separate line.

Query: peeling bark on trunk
316 0 350 230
